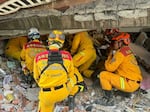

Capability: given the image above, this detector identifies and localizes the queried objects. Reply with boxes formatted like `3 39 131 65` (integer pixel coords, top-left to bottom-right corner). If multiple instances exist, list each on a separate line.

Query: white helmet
28 27 40 39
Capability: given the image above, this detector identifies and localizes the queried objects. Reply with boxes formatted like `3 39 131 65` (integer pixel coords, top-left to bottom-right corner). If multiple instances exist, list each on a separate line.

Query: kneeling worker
4 36 27 60
20 27 46 84
33 30 86 112
97 32 143 106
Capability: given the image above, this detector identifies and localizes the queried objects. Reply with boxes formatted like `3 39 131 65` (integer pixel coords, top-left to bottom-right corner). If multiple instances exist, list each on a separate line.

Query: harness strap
42 84 64 92
74 73 79 82
40 50 68 77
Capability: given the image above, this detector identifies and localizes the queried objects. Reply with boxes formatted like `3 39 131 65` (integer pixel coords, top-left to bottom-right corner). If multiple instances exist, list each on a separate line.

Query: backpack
40 50 68 78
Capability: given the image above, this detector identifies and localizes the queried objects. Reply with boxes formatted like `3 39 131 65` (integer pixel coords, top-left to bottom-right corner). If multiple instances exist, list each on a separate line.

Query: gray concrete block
135 32 148 46
143 38 150 52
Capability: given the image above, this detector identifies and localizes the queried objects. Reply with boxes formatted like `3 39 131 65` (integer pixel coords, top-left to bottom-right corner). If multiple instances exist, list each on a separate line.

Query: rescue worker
70 31 97 78
91 29 120 87
33 30 85 112
20 27 46 83
104 28 120 40
4 36 28 60
96 32 143 106
101 28 120 57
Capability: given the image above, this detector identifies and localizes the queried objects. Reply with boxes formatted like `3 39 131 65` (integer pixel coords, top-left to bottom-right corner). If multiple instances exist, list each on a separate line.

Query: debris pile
0 56 38 112
0 55 150 112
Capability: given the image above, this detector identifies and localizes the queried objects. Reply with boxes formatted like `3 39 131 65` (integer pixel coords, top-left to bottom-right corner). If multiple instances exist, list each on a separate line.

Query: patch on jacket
25 42 44 49
120 46 132 56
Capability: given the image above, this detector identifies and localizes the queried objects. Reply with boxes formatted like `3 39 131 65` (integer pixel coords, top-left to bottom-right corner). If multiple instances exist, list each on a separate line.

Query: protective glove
21 61 29 75
23 68 30 76
112 50 116 56
21 61 26 69
108 50 116 58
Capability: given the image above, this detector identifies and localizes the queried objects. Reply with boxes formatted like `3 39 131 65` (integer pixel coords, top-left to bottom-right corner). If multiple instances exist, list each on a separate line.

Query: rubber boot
95 90 115 106
68 95 75 112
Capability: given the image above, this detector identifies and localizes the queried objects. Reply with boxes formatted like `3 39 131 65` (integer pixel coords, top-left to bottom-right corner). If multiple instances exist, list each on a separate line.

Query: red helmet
112 32 130 45
104 28 119 36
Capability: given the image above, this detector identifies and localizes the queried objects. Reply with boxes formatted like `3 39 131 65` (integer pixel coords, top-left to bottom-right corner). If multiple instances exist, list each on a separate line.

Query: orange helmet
104 28 119 36
112 32 130 45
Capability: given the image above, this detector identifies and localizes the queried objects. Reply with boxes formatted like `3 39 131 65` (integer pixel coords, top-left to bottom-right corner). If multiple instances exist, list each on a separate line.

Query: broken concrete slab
129 43 150 73
135 32 148 46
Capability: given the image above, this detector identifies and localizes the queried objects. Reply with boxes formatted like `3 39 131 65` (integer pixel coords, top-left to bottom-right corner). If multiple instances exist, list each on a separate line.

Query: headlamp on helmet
28 27 40 40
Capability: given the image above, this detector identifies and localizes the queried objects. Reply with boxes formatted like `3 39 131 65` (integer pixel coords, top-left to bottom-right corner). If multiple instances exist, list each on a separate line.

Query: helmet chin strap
48 40 63 50
49 44 60 49
118 41 124 49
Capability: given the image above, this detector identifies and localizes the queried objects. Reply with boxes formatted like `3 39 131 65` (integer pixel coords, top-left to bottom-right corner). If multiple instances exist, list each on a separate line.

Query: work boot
68 95 75 111
114 90 131 98
77 81 88 92
140 88 148 94
91 69 101 87
91 69 101 81
95 90 115 106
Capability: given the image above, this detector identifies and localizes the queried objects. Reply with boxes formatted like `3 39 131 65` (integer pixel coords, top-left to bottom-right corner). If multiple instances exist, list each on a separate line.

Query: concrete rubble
0 54 149 112
1 0 150 39
0 31 150 112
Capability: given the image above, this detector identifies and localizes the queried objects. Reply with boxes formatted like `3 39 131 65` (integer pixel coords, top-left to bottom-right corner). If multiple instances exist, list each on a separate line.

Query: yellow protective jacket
33 50 76 88
70 31 94 55
5 36 28 60
20 40 46 73
105 46 142 82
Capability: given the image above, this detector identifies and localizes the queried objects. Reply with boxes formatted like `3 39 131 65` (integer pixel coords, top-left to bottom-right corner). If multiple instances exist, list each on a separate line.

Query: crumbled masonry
0 54 150 112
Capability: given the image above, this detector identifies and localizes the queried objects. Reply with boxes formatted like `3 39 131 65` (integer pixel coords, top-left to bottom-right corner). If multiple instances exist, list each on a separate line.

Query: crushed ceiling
0 0 150 21
0 0 150 39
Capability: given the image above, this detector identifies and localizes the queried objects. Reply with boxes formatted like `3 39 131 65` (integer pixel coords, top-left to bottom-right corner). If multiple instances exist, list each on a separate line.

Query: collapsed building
0 0 150 112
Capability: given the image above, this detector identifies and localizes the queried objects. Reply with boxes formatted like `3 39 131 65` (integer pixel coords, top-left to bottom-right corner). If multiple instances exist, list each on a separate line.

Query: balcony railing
0 0 55 15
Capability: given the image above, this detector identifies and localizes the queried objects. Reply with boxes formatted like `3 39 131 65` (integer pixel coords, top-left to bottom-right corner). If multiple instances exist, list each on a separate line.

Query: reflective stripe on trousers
120 77 125 90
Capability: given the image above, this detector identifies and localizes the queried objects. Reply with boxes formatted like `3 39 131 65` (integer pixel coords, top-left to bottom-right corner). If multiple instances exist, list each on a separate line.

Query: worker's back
4 36 27 60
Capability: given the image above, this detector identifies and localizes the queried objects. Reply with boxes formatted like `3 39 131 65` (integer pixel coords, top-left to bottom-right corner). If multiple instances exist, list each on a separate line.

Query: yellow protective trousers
38 84 70 112
99 71 140 92
69 67 84 96
73 48 96 78
74 67 84 83
34 50 80 112
37 70 83 112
